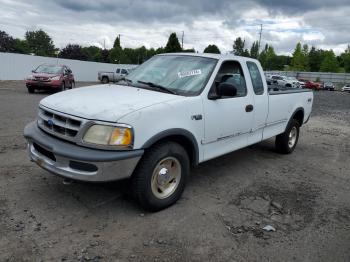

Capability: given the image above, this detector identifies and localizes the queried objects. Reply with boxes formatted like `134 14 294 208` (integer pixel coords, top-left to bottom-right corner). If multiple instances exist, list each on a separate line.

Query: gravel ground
0 81 349 262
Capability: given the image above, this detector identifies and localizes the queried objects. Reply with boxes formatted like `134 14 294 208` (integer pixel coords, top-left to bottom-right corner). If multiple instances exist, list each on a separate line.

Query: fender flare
141 128 200 166
285 107 305 131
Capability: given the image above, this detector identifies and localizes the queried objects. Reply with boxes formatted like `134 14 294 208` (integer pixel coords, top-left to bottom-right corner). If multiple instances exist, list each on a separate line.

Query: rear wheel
102 77 109 84
275 119 300 154
132 142 190 211
27 87 35 93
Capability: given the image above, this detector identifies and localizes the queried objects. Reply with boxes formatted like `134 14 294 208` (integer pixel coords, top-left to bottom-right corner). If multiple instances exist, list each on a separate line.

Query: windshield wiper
137 80 177 95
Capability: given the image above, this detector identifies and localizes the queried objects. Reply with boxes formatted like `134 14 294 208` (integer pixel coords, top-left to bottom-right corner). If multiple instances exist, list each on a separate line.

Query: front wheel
27 87 35 93
59 82 66 92
275 119 300 154
132 142 190 211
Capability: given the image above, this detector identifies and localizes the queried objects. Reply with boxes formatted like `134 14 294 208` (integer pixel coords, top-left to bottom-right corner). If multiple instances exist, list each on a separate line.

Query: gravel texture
0 81 349 261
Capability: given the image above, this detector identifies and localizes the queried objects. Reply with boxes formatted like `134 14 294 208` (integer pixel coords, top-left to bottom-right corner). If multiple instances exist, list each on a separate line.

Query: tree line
0 29 349 73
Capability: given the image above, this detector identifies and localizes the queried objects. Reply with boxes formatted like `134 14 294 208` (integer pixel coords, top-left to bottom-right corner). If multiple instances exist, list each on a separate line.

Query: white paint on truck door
245 61 269 145
202 60 254 161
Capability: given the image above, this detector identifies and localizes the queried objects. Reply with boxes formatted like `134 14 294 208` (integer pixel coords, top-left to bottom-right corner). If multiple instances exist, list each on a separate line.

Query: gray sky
1 0 349 55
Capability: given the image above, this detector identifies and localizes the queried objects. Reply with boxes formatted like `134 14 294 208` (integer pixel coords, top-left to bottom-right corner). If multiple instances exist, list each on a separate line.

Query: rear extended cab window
246 61 264 95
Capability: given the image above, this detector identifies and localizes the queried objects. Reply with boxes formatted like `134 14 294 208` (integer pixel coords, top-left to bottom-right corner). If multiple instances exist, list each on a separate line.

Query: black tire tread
275 119 300 154
132 141 189 211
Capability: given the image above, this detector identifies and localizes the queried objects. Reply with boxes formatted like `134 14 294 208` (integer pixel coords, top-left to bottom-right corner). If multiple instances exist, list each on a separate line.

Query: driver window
212 60 247 97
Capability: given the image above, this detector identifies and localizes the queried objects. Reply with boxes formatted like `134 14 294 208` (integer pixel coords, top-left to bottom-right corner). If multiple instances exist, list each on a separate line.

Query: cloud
0 0 349 54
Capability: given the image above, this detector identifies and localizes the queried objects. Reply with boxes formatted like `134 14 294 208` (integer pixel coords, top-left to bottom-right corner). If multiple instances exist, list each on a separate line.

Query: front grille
33 76 50 82
38 107 83 142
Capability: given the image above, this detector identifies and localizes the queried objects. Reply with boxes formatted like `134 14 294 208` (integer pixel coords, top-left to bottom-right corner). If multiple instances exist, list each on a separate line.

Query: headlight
83 124 133 147
27 75 34 80
50 76 61 81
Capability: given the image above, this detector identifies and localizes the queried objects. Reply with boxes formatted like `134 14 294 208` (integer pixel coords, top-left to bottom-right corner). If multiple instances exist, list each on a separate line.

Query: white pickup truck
24 53 313 211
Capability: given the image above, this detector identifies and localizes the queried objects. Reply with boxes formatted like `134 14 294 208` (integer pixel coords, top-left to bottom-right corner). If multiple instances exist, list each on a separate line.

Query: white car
272 75 300 88
341 84 350 92
24 53 313 211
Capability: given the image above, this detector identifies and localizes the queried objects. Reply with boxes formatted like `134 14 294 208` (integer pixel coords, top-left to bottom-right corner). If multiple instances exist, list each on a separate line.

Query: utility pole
181 31 184 50
258 24 263 54
103 39 106 49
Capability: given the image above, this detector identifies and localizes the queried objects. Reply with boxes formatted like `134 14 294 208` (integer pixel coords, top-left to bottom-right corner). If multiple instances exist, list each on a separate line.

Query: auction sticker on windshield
178 69 202 78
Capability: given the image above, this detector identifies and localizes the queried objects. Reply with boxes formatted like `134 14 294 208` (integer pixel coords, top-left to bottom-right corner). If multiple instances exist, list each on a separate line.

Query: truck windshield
125 55 217 96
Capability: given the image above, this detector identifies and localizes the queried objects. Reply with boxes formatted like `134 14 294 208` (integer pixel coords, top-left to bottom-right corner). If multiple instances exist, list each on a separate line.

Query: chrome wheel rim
151 157 181 199
288 127 297 148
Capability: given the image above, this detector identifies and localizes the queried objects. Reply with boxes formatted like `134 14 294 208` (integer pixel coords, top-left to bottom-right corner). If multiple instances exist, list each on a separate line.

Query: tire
27 87 35 93
275 119 300 154
70 81 75 89
60 82 66 92
102 77 109 84
132 142 190 211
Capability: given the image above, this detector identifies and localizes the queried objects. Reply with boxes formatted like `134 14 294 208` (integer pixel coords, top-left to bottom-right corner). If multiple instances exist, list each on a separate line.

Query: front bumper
26 80 62 89
23 122 143 182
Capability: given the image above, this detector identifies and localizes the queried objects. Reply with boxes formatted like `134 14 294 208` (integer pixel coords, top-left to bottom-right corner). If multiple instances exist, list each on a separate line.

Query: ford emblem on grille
47 119 54 127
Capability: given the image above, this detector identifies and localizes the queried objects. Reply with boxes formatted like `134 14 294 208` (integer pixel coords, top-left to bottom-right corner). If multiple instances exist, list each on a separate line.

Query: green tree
165 33 182 53
320 50 339 72
100 49 110 63
113 35 121 49
0 30 15 52
203 44 221 54
291 43 308 71
264 45 277 70
13 39 30 54
250 41 259 59
340 45 350 73
308 47 324 72
232 37 245 56
82 46 102 62
59 44 88 60
25 29 56 56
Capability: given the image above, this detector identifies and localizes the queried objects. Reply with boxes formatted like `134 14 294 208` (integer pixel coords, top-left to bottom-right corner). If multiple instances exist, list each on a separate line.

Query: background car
341 84 350 92
25 64 75 93
323 82 335 91
302 80 321 91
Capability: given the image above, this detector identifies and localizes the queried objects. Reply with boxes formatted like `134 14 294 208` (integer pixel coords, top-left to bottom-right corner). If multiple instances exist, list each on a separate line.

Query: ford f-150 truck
24 53 313 211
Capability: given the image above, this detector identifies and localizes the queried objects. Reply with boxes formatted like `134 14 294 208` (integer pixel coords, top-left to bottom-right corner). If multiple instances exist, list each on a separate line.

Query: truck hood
40 84 182 122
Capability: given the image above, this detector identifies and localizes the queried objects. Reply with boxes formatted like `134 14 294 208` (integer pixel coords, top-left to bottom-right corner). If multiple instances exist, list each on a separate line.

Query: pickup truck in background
24 53 313 211
98 68 133 83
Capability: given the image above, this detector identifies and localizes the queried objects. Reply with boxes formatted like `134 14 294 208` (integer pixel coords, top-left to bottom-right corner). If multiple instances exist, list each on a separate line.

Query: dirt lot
0 81 349 262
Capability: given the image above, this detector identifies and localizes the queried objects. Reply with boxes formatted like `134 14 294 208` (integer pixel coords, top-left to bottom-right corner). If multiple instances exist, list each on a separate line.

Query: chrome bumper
24 121 143 182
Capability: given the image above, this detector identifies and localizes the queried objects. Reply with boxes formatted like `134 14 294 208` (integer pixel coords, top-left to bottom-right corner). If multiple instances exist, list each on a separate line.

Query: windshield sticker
178 69 202 78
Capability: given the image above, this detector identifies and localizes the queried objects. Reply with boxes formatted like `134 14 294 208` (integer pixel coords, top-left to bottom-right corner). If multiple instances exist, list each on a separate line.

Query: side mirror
31 70 35 73
209 82 237 100
217 82 237 97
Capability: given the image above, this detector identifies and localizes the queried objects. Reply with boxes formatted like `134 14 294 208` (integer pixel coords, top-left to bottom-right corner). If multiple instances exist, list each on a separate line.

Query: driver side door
202 60 254 161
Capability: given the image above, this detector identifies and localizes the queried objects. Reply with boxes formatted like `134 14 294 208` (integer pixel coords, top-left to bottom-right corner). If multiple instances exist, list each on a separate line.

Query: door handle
245 104 254 112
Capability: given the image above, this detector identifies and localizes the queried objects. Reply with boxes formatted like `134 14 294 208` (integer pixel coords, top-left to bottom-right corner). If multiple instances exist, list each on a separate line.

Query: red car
25 64 75 93
300 79 321 91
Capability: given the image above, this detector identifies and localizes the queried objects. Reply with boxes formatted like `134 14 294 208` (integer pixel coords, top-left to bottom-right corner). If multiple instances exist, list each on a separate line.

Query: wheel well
145 135 198 167
293 110 304 126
